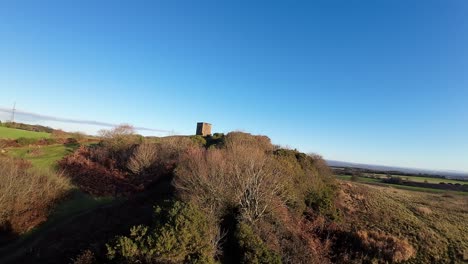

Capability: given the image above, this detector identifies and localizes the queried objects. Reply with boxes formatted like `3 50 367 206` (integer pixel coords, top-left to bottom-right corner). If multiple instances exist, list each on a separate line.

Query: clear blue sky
0 0 467 172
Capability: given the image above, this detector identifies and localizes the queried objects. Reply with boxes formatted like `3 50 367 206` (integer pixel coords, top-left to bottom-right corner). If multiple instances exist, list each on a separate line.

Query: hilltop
0 124 466 264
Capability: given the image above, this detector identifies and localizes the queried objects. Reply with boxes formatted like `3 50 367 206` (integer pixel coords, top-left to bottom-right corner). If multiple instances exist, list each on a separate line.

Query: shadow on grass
0 179 175 264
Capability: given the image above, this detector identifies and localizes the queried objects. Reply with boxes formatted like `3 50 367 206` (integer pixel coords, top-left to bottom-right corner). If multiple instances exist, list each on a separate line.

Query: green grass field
365 173 467 184
0 126 50 139
7 144 78 170
336 175 468 195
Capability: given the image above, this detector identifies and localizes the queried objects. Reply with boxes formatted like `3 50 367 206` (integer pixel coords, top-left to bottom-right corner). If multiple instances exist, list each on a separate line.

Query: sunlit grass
0 126 50 139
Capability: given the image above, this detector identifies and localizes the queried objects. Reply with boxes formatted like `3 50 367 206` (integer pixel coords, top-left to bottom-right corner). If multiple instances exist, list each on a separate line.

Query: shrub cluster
59 126 198 196
234 223 282 264
62 131 341 263
174 132 338 263
106 200 217 264
0 157 70 234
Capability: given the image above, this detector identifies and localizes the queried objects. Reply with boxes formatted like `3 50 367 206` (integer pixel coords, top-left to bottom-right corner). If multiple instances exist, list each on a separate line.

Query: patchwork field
0 126 50 139
365 173 467 185
337 174 468 196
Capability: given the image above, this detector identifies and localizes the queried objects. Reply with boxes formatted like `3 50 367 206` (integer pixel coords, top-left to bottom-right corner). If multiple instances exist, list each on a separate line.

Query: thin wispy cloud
0 107 173 133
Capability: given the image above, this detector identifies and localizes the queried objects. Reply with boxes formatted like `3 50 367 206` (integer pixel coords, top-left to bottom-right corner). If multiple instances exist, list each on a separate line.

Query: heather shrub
0 157 71 234
106 200 217 264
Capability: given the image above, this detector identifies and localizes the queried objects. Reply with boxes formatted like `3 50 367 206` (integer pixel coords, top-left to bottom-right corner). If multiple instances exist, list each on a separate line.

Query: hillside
0 126 466 263
337 182 468 263
0 126 50 139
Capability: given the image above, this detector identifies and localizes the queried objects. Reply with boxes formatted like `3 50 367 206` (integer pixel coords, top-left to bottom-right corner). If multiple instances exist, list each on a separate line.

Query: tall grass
0 157 71 234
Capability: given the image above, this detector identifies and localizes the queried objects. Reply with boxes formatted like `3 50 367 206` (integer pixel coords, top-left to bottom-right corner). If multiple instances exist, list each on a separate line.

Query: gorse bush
305 186 341 220
189 135 207 147
234 223 282 264
0 157 71 234
273 148 336 216
106 200 217 264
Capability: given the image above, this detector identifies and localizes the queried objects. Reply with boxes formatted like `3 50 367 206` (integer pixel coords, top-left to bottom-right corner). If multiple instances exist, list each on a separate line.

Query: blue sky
0 0 467 171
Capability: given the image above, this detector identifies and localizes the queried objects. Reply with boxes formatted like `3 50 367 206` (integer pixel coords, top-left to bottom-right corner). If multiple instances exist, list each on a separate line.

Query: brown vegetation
174 132 337 263
0 157 70 235
59 126 197 196
336 182 468 263
4 127 450 264
174 135 287 223
355 230 415 262
127 142 159 174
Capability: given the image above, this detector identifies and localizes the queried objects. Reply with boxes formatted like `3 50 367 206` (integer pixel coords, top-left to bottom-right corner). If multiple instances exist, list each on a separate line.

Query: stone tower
196 122 212 136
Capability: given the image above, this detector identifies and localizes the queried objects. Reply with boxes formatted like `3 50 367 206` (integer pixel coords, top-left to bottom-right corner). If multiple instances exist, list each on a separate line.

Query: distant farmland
0 126 50 139
366 173 467 184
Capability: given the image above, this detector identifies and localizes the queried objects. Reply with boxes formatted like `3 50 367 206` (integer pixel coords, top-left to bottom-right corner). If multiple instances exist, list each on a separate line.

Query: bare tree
99 124 137 152
127 142 158 174
175 132 290 223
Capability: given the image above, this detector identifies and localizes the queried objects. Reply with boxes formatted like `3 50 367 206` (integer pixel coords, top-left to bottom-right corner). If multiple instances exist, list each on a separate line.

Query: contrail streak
0 107 172 133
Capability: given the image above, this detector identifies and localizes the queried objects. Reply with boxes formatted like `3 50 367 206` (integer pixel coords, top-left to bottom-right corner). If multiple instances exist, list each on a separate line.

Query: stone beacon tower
196 122 212 136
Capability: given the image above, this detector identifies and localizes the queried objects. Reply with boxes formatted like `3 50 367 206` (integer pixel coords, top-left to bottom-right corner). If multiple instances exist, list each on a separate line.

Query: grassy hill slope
338 181 468 263
0 126 50 139
7 144 77 170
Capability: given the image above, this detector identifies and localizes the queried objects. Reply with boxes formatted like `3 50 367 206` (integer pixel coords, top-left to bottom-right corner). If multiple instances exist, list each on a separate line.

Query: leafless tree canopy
175 132 290 223
99 124 138 152
127 142 159 174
